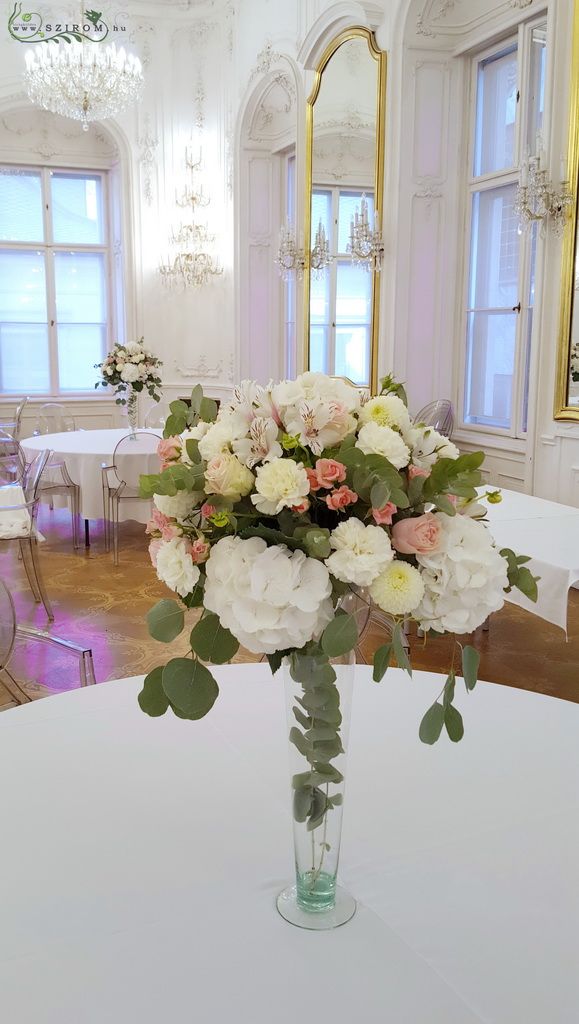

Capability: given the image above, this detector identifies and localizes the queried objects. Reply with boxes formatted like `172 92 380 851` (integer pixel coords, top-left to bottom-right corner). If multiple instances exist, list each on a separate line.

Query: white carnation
251 458 309 515
414 514 508 634
154 489 198 523
325 519 393 587
355 422 410 468
120 363 139 383
180 422 211 464
359 394 411 432
198 411 247 462
204 536 334 654
405 425 459 470
155 537 200 598
369 561 424 616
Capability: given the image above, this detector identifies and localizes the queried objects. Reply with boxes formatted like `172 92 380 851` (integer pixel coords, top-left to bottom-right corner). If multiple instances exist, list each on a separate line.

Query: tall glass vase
126 389 138 436
276 589 371 930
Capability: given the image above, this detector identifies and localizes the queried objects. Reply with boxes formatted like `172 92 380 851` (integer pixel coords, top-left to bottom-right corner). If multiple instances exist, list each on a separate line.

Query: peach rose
190 538 210 564
391 512 441 555
292 499 310 514
371 502 397 526
157 436 181 468
315 458 347 489
408 465 430 480
305 467 320 492
326 485 358 511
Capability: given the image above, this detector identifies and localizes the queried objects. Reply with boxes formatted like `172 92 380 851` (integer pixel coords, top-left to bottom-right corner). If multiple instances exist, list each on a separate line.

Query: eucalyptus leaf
164 413 187 437
185 438 202 464
293 706 311 730
443 670 455 709
190 384 203 415
373 643 392 682
147 599 184 643
419 701 445 744
321 612 358 658
392 624 412 676
199 396 218 423
293 786 313 823
162 658 219 719
138 667 169 717
190 612 239 664
462 645 480 692
289 726 311 757
444 703 464 742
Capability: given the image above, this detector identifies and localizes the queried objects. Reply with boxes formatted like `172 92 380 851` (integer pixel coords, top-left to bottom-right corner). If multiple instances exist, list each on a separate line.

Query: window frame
457 17 547 443
0 162 114 398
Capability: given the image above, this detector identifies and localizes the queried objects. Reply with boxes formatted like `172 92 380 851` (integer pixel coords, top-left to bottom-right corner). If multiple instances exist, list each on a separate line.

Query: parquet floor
1 506 578 708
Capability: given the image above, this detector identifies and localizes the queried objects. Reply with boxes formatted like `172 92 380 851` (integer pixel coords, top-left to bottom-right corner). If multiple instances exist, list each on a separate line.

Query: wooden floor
1 506 578 708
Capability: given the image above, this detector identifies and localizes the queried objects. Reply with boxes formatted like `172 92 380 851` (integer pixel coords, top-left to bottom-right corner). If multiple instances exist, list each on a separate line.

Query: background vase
126 390 138 434
277 588 372 930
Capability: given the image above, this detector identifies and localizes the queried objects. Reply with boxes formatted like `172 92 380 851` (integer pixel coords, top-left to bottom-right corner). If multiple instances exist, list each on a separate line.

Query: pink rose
190 538 210 564
161 522 180 541
148 538 162 568
315 458 346 489
145 508 172 536
326 485 358 511
391 512 441 554
371 501 397 526
157 436 181 468
201 503 217 519
292 499 310 514
305 468 320 492
408 465 430 480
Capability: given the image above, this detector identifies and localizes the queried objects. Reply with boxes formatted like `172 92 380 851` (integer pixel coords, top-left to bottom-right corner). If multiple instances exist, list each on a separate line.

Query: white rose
251 458 309 515
415 514 508 633
325 519 394 587
405 425 459 470
155 537 200 598
120 363 140 383
359 394 411 432
355 422 410 468
154 489 198 523
204 451 254 501
204 536 333 654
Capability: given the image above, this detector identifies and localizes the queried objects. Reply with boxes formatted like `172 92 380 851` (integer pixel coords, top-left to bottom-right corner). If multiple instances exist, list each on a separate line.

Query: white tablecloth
22 429 162 523
483 488 579 632
0 664 577 1023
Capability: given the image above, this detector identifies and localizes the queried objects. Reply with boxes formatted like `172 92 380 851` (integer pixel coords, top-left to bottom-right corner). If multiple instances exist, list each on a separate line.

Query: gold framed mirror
303 28 386 394
555 3 579 420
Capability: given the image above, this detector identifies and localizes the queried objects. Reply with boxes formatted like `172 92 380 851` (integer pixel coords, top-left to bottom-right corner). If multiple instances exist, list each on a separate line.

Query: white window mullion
42 167 59 396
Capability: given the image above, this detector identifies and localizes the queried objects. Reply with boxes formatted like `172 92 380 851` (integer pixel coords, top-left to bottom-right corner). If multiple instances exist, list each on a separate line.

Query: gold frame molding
303 26 387 395
555 1 579 420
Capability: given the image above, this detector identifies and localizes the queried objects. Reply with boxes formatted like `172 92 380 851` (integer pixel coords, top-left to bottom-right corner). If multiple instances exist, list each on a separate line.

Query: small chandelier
347 194 384 272
274 222 305 280
159 148 222 291
24 41 143 132
310 218 333 276
514 153 573 234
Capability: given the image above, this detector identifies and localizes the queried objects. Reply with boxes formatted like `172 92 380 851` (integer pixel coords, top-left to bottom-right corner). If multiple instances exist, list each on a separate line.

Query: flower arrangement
571 341 579 383
95 338 162 405
139 373 538 747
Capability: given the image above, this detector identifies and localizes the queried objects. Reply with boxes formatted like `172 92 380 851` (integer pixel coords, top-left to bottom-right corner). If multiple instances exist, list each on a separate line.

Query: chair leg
19 538 41 603
27 537 54 621
102 484 111 552
1 667 31 705
72 487 81 550
81 650 97 686
113 498 119 565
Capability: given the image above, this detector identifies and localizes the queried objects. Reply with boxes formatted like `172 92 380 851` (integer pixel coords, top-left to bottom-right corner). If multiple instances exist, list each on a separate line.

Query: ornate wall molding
138 114 158 205
176 356 225 379
250 41 283 81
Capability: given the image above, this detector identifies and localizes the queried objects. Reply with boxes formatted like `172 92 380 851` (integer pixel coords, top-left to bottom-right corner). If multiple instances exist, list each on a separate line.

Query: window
309 187 373 387
461 20 547 437
0 166 111 395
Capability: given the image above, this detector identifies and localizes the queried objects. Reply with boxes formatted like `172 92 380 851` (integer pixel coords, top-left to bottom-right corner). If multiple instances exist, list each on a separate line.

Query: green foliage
423 451 485 506
190 612 239 664
185 438 202 464
461 645 480 692
500 548 539 602
379 374 408 406
138 667 170 717
372 643 392 682
321 612 358 657
181 575 206 609
239 524 301 549
444 703 464 742
146 599 184 643
162 658 219 719
293 526 331 559
392 623 412 676
419 701 445 744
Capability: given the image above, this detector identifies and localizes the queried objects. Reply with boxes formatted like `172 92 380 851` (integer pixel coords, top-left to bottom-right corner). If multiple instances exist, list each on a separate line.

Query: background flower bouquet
95 338 163 407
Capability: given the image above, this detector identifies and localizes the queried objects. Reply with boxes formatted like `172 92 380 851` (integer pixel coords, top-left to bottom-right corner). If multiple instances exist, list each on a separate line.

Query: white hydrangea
325 519 393 587
414 514 508 634
359 394 411 433
273 372 361 416
153 489 198 523
204 536 334 654
355 422 411 468
251 458 310 515
369 562 425 616
120 363 140 383
405 425 459 470
155 537 200 598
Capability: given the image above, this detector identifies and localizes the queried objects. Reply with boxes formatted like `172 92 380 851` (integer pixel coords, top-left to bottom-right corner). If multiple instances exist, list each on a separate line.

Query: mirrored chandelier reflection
347 193 384 271
514 147 573 235
309 218 333 276
274 222 305 281
159 146 222 291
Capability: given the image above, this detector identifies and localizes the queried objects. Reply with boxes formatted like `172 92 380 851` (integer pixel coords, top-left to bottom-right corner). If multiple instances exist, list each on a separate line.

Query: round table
22 428 162 525
0 664 576 1022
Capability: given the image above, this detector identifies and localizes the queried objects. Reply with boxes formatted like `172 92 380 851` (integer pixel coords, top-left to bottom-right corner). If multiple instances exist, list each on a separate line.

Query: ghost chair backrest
112 432 161 492
413 400 454 438
0 579 16 672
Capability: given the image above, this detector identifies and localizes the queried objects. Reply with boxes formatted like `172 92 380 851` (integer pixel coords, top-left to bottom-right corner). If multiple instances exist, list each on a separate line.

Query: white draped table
1 665 577 1023
22 429 162 525
483 488 579 632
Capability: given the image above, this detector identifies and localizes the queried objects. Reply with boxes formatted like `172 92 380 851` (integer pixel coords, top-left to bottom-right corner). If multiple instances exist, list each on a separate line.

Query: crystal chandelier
514 154 573 234
159 148 222 291
310 218 333 276
347 194 384 271
24 41 143 132
274 222 305 280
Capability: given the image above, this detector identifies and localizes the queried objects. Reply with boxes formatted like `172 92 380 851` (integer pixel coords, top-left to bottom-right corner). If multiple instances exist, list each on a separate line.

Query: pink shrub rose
371 502 397 526
190 538 210 564
201 503 217 519
326 485 358 511
315 458 347 489
145 508 172 536
391 512 441 555
305 468 320 492
291 499 310 514
408 465 430 480
157 436 181 468
148 538 162 568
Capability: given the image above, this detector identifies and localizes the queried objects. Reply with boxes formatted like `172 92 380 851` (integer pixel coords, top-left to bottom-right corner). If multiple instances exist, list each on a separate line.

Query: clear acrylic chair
0 448 54 620
0 430 26 486
413 400 455 437
102 432 160 565
144 403 169 429
33 404 80 548
0 579 97 707
0 396 29 442
35 402 76 435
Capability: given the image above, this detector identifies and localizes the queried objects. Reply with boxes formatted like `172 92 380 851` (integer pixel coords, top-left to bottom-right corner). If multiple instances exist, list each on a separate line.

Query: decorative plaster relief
138 114 158 206
176 356 224 379
250 41 282 81
248 74 295 142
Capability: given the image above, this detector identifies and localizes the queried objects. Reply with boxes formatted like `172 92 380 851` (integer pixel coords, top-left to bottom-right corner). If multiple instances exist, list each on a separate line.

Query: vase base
276 884 357 930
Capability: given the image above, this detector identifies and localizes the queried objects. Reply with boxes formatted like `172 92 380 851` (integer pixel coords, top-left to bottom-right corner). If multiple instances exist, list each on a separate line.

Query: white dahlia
325 519 394 587
359 394 411 433
414 514 508 634
251 458 310 515
204 536 333 654
369 561 425 616
355 422 411 468
153 489 198 523
155 537 200 598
